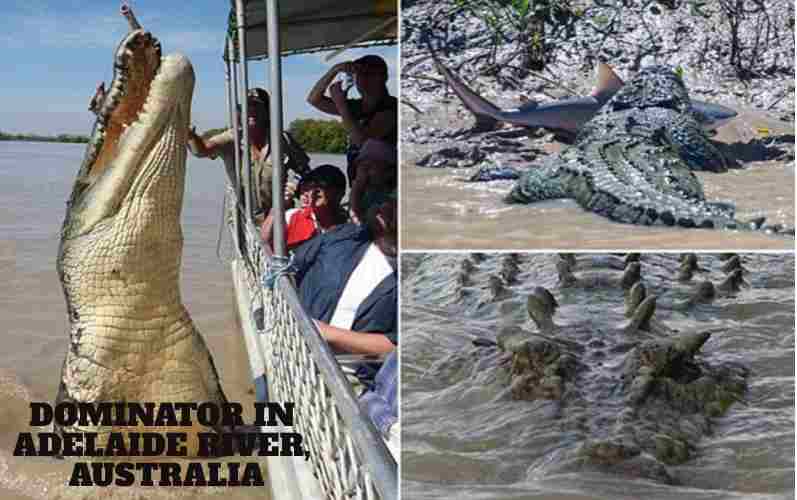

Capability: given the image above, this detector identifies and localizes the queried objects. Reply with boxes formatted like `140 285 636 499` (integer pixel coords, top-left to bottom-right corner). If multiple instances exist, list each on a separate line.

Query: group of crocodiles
426 41 792 236
436 253 753 484
56 5 237 454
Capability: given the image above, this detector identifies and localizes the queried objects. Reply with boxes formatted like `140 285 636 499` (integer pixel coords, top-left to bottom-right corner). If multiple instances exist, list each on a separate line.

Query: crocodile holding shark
427 43 790 235
427 41 738 135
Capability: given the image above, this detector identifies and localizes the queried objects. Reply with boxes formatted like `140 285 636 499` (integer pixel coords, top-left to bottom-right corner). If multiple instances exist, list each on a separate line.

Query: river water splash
401 252 794 500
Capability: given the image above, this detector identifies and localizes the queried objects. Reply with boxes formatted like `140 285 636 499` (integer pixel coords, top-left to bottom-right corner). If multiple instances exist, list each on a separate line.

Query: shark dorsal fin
591 63 624 104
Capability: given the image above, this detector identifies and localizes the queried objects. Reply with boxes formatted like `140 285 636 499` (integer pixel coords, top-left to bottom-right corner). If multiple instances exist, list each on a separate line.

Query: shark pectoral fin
591 62 625 104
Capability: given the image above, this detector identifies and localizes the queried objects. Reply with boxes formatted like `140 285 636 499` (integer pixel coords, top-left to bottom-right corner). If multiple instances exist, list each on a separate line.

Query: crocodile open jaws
56 5 229 455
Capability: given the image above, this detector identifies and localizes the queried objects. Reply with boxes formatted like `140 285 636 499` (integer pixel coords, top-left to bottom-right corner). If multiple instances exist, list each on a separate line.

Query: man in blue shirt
292 198 397 357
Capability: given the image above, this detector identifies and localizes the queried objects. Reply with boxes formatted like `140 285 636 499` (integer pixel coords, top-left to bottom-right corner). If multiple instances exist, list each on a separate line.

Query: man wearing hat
261 164 348 251
307 54 397 187
291 196 398 378
188 87 310 217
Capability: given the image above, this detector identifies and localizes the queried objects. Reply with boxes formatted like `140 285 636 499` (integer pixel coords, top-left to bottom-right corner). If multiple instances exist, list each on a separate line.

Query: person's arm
314 320 395 355
187 127 232 158
260 209 275 247
307 62 352 115
329 85 396 147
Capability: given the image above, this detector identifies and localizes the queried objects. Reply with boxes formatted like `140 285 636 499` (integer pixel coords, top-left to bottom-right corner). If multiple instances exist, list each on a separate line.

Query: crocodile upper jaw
61 28 195 242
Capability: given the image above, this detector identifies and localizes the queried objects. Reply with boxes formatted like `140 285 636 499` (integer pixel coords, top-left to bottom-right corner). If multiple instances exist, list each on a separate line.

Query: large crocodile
56 5 232 455
505 66 791 234
435 253 751 484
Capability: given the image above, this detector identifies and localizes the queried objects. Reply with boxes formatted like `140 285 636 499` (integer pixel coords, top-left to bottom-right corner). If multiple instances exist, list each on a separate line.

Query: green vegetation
288 119 348 154
0 131 89 143
201 119 347 153
453 0 581 71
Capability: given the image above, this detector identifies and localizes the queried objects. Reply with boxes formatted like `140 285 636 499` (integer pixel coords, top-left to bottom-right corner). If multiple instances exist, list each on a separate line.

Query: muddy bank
400 0 795 250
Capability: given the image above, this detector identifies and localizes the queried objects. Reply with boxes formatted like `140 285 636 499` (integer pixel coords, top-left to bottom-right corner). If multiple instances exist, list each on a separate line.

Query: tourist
261 165 348 251
187 87 310 218
291 197 397 367
306 55 397 186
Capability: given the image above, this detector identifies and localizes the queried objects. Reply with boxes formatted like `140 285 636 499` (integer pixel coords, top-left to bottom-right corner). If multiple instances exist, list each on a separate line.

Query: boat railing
223 181 398 500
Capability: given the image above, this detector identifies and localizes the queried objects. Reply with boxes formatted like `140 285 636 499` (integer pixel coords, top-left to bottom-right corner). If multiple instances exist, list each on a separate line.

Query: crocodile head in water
56 6 228 455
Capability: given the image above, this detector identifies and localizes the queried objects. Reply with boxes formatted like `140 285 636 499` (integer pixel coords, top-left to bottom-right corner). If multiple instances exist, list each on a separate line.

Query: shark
426 42 738 136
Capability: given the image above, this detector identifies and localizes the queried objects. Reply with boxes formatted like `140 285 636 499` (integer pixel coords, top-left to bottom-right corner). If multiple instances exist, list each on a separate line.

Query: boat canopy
226 0 397 60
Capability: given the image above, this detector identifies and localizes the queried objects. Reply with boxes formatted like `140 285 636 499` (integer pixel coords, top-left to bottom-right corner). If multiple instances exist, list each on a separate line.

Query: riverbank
0 132 88 144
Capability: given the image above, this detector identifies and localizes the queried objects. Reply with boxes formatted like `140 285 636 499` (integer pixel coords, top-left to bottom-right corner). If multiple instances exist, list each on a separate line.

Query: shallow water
0 141 344 499
401 253 794 500
400 106 795 251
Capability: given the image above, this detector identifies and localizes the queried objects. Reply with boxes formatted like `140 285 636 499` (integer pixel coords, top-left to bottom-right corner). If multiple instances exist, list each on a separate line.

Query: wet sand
401 106 795 250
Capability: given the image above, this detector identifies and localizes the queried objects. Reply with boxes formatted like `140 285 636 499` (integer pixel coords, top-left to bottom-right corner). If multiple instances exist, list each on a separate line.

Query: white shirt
330 244 393 330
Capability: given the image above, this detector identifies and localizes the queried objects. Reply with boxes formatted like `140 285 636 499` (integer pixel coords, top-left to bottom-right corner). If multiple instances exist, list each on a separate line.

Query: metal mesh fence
224 186 397 500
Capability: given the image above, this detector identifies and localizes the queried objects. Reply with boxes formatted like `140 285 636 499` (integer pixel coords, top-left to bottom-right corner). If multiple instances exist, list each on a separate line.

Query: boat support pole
266 0 286 258
235 0 254 222
224 38 241 252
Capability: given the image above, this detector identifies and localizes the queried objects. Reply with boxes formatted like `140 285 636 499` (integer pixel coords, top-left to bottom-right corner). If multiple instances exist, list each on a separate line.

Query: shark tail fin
426 40 501 129
591 62 624 104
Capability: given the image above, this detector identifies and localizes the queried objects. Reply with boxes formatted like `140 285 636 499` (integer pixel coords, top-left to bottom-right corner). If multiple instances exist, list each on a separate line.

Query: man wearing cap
188 87 310 217
261 164 348 251
291 197 398 378
307 54 397 186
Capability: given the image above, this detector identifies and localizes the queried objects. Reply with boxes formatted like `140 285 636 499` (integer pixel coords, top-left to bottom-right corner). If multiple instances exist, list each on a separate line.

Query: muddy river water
401 253 794 500
401 105 795 250
0 141 344 500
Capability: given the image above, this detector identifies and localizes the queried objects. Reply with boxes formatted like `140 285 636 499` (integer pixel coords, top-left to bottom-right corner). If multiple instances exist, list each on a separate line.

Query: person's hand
333 61 354 75
349 208 361 225
329 81 348 107
283 182 297 205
